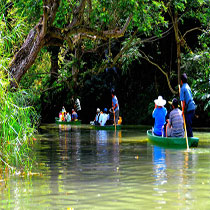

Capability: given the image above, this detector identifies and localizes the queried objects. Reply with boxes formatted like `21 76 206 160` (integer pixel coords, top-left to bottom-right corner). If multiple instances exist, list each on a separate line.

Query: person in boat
180 73 196 137
104 108 110 125
72 96 81 119
65 112 71 122
62 106 66 114
152 96 167 136
98 110 104 126
59 112 63 121
61 106 66 121
99 108 109 126
111 89 119 125
71 109 78 121
163 102 173 136
94 108 101 125
166 98 184 137
105 108 114 125
118 116 122 125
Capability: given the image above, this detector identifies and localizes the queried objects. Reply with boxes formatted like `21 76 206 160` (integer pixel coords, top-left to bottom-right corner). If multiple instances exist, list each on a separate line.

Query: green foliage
0 76 39 174
54 0 71 28
1 0 210 128
120 38 142 73
0 1 39 174
13 0 43 25
0 3 28 57
182 46 210 115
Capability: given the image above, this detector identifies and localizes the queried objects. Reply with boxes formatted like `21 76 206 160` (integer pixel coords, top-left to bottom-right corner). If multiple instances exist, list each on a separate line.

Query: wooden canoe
55 117 81 125
91 124 122 130
147 130 199 148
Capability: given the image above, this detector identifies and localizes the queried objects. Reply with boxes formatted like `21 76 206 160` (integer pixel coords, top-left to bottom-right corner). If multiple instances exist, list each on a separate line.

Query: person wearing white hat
152 96 167 136
94 108 101 125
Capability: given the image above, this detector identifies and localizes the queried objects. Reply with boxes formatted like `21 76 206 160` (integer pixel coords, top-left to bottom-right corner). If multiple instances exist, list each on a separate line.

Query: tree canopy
0 0 209 124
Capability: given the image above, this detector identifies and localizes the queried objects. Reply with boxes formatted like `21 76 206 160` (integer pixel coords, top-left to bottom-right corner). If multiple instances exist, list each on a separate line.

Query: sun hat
154 96 166 106
96 108 100 113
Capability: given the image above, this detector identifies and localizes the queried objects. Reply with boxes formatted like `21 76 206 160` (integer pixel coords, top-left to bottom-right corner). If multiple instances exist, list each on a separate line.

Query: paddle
179 85 189 150
113 109 116 130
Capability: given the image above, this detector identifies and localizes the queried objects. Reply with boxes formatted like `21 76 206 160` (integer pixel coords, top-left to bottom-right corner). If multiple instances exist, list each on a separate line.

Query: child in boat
166 98 184 137
59 112 62 121
66 112 71 122
61 106 66 121
152 96 167 136
71 109 78 121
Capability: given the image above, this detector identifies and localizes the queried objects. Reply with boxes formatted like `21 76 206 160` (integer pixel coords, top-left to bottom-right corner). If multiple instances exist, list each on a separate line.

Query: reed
0 76 39 175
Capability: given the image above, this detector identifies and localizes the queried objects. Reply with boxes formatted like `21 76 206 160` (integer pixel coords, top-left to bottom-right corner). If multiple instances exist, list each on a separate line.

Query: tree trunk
174 13 181 85
72 40 82 91
48 46 60 84
9 0 132 89
10 26 46 88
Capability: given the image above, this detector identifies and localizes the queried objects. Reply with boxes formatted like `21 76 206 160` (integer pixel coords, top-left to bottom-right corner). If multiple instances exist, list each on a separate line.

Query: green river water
1 124 210 210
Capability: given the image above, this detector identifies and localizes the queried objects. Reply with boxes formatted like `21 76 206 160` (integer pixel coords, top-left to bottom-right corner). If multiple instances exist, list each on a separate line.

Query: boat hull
147 130 199 148
91 125 122 130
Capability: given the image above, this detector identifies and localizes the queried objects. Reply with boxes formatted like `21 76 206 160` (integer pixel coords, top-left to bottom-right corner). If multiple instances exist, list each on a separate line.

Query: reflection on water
1 125 210 209
152 146 167 185
95 130 120 166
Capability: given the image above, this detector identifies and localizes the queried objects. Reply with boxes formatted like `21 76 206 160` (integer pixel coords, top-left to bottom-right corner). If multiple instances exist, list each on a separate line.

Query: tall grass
0 77 39 175
0 1 40 175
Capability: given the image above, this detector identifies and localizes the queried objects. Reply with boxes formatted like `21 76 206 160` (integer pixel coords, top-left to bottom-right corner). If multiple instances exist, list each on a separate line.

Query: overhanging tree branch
65 14 133 40
139 49 177 95
182 27 202 39
9 0 133 88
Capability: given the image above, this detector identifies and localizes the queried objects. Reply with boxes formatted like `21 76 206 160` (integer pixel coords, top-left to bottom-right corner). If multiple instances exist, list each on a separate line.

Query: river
1 124 210 209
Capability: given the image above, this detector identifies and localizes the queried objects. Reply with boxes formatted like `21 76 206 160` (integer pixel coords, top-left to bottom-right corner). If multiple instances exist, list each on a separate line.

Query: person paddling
180 73 196 137
111 89 119 125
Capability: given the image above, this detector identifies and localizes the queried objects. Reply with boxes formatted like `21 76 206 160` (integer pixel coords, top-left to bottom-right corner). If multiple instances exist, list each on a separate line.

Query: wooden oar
181 101 189 150
179 85 189 150
113 109 116 130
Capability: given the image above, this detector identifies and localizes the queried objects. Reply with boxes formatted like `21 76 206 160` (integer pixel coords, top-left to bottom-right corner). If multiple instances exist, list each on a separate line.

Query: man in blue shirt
180 73 196 137
111 89 119 125
152 96 167 136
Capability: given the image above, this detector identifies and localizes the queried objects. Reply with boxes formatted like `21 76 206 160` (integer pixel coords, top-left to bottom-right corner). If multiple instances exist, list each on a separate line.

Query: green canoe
147 130 199 148
55 117 81 125
91 124 122 130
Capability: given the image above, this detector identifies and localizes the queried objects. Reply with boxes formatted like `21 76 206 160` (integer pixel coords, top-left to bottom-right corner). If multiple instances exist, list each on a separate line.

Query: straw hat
154 96 166 106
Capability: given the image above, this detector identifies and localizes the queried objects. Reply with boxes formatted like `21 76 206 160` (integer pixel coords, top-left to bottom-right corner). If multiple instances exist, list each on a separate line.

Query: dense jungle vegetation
0 0 209 172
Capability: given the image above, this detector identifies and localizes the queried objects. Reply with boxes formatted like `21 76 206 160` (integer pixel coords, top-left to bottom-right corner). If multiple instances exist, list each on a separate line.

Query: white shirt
75 98 81 111
99 113 109 126
66 113 71 122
